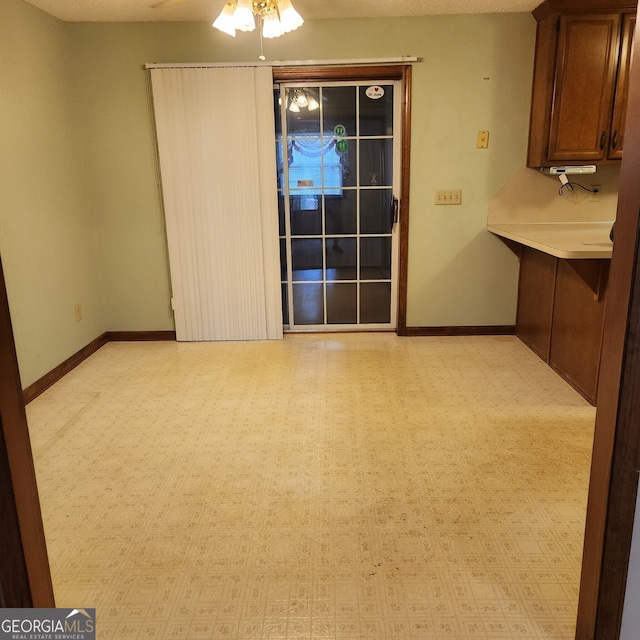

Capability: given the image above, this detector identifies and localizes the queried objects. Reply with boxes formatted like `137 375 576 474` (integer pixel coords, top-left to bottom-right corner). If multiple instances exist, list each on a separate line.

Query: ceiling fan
152 0 303 40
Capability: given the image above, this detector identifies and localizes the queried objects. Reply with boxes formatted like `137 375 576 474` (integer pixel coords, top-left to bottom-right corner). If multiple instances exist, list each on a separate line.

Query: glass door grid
276 81 400 330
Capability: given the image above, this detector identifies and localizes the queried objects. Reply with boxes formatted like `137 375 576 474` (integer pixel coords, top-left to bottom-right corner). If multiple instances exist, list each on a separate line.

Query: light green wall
0 0 106 387
69 13 535 330
403 16 535 326
1 4 536 386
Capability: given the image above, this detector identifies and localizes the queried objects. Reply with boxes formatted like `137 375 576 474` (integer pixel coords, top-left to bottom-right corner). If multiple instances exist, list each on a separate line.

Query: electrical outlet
75 303 82 322
435 189 462 205
589 185 601 202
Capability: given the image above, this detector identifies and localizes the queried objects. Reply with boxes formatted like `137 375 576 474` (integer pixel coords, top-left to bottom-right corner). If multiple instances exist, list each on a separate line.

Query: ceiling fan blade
151 0 188 9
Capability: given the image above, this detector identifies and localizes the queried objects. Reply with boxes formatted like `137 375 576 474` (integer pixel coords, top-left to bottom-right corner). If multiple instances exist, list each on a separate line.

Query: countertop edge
486 224 613 260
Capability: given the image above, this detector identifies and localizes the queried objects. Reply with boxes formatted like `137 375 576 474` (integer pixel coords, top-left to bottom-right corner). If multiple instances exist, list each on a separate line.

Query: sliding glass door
276 80 401 330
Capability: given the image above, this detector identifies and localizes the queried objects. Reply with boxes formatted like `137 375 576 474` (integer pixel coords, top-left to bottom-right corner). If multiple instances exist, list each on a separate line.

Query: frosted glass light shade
212 3 237 37
233 0 256 31
262 11 284 38
212 0 304 39
277 0 303 32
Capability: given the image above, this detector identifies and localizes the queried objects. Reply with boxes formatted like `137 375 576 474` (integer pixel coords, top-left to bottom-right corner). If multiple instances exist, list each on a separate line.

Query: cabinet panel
547 13 621 163
549 259 608 403
608 13 635 158
527 2 637 167
516 247 557 360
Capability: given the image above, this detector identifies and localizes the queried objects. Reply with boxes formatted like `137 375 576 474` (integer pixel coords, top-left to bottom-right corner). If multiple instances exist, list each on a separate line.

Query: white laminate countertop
487 221 614 259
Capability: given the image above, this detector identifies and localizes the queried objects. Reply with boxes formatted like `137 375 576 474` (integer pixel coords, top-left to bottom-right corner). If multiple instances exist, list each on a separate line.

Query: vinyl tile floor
26 334 596 639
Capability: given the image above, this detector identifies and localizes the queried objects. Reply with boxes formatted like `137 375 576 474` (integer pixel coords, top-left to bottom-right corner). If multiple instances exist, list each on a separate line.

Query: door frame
276 78 402 331
576 6 640 637
0 256 54 607
273 65 412 334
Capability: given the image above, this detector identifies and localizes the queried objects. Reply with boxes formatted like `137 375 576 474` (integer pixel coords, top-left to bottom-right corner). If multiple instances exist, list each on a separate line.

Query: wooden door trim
397 66 412 335
0 257 54 607
576 6 640 638
0 414 32 607
272 64 412 334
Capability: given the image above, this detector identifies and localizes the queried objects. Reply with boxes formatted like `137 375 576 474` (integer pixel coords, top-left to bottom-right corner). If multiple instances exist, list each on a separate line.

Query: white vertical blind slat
255 69 284 340
150 66 282 341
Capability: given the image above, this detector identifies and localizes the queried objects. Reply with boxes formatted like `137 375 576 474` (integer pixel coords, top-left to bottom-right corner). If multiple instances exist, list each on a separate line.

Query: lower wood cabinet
516 248 556 361
516 246 609 404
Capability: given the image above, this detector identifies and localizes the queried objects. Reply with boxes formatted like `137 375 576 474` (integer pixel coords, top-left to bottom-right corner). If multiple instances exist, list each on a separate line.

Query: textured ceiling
23 0 539 23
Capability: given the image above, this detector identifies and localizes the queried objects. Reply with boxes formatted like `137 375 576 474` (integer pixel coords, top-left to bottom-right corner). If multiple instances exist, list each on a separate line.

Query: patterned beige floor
26 334 595 639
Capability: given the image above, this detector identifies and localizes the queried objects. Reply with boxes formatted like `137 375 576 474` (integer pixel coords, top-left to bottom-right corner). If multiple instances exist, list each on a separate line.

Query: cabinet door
549 259 607 404
547 13 621 163
516 247 557 361
608 13 635 159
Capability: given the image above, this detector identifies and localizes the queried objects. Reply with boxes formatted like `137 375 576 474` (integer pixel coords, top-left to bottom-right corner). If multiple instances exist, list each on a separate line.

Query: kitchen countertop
487 221 614 259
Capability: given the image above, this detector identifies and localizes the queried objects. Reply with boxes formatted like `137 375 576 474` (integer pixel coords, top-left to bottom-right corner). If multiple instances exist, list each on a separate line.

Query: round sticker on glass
365 85 385 100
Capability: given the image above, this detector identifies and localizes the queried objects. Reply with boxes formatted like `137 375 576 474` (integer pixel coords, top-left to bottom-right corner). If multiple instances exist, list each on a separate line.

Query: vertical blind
150 66 282 341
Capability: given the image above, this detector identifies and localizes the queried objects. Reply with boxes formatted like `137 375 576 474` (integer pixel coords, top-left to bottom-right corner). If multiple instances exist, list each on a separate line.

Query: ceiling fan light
212 3 237 37
233 0 256 31
277 0 303 32
307 96 319 111
262 12 284 38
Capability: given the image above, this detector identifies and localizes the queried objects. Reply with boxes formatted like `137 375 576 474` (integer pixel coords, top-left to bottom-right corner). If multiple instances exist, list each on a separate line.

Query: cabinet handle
600 131 606 150
612 130 619 150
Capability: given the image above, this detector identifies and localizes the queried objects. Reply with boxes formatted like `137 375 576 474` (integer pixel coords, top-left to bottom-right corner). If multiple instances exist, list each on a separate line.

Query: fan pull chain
259 22 266 60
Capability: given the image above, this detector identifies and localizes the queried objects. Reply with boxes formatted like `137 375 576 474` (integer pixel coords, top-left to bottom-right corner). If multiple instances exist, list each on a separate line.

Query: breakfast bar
486 221 613 259
488 221 613 404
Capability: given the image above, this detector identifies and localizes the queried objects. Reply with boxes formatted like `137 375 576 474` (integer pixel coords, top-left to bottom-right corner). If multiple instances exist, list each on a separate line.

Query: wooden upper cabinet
608 14 636 158
527 1 637 167
548 13 620 163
